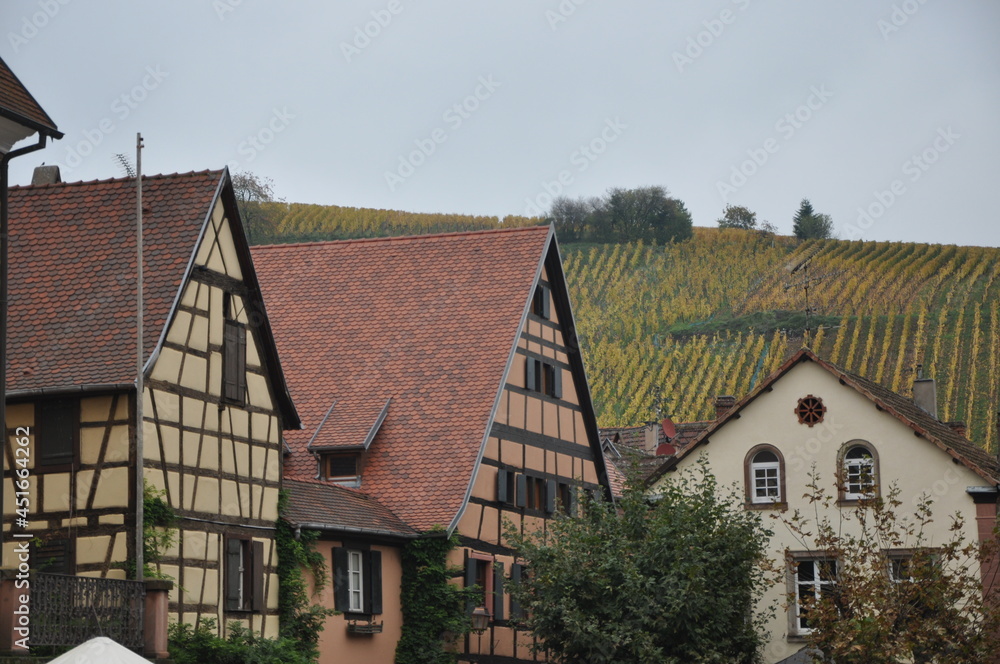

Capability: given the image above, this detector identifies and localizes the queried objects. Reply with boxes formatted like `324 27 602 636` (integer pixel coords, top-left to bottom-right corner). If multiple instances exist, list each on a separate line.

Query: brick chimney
715 395 736 419
31 164 61 185
946 421 967 438
913 378 937 418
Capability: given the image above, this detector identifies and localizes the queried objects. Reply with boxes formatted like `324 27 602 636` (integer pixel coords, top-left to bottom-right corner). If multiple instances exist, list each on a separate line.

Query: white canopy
46 637 152 664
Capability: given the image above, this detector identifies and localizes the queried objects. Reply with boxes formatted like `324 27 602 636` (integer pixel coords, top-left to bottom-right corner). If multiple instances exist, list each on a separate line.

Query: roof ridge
251 224 551 252
9 169 223 191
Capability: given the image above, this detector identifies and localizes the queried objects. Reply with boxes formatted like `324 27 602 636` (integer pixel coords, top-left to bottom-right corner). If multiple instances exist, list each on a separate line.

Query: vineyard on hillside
565 228 1000 453
263 201 541 241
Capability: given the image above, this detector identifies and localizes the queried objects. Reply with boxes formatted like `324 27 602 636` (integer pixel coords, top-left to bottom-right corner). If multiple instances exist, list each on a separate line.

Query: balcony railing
30 573 145 649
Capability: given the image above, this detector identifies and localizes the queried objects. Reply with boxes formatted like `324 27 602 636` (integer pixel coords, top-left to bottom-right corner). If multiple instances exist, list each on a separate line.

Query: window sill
347 619 383 635
837 497 879 507
745 501 788 511
786 633 810 643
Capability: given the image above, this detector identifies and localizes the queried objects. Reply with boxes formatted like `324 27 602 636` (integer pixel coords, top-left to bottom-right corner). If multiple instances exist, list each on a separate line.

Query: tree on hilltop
793 199 833 239
718 204 759 230
547 186 693 244
232 171 284 244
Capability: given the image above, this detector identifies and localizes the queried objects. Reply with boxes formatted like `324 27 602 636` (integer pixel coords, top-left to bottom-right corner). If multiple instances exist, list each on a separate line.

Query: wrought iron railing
30 573 145 649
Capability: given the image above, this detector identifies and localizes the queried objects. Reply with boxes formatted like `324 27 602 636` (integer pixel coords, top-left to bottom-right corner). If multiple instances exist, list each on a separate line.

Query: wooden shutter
497 468 509 503
368 550 383 615
525 357 536 392
223 321 247 403
510 564 523 619
552 365 563 398
493 563 505 620
37 400 75 467
250 540 264 612
541 285 551 319
224 538 242 611
515 474 527 508
465 558 478 615
545 479 557 514
333 547 350 611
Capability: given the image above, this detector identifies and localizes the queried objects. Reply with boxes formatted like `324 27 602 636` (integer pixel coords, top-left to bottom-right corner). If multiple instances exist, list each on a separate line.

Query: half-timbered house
4 167 297 638
252 226 612 664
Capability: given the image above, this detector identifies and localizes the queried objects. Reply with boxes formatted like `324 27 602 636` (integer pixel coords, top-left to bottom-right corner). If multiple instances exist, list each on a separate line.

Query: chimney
715 395 736 419
31 164 61 185
946 421 967 438
913 378 937 418
644 424 658 454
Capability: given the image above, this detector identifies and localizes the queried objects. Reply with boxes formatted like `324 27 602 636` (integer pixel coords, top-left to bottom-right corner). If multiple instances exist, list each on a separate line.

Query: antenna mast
135 133 144 581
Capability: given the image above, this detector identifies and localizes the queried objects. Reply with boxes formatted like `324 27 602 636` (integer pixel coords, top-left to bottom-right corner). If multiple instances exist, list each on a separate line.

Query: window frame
224 537 264 613
333 546 383 617
525 357 563 399
787 552 838 638
466 553 505 621
34 398 79 472
323 453 361 486
838 441 880 503
532 284 551 320
743 444 787 510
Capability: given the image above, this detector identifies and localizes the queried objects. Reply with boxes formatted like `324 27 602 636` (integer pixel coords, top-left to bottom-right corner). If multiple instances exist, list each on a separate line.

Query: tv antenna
782 245 841 346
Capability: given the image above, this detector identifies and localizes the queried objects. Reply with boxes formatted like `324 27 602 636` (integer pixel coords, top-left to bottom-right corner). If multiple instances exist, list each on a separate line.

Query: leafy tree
506 460 774 664
792 199 833 239
231 171 284 244
777 471 1000 663
548 195 597 243
717 204 758 230
602 185 693 244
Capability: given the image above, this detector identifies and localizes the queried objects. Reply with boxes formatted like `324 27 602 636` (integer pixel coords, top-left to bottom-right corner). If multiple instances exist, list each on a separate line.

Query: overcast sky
2 1 998 246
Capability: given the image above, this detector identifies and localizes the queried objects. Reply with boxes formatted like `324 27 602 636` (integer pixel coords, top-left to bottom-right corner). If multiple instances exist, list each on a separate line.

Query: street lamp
0 56 62 567
470 606 490 634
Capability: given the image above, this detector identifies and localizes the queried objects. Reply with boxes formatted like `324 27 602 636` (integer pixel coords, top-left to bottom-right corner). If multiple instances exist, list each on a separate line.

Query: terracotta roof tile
6 171 223 393
284 478 417 537
253 227 552 531
308 397 390 450
0 55 61 136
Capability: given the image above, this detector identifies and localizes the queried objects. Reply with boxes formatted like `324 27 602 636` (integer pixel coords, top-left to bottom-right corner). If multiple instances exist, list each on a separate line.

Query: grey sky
3 1 998 246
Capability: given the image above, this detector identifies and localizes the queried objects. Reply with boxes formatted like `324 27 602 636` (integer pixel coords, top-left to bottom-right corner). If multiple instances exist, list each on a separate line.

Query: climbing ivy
275 491 335 662
395 529 479 664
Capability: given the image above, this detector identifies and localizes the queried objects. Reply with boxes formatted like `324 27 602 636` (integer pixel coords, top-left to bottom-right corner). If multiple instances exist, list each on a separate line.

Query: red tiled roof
284 479 417 538
308 397 390 450
0 55 61 137
647 348 1000 486
6 171 222 393
253 226 553 531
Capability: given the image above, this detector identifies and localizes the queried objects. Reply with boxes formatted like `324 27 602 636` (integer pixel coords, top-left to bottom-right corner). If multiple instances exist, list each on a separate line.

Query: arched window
841 442 878 501
744 445 786 507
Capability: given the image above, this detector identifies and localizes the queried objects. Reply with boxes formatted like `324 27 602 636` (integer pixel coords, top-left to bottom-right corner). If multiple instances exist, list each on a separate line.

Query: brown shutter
368 550 383 615
493 562 505 620
333 547 350 611
251 540 264 612
225 538 242 611
236 324 247 397
223 321 247 403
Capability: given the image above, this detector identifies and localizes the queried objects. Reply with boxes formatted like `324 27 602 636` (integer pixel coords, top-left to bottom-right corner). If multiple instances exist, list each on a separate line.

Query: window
525 358 562 398
31 539 74 574
324 454 360 485
465 555 505 621
222 304 247 405
744 445 785 508
514 474 558 514
334 547 382 615
795 395 826 427
36 399 77 469
225 537 264 612
841 443 877 500
532 284 551 319
557 482 576 515
791 555 837 634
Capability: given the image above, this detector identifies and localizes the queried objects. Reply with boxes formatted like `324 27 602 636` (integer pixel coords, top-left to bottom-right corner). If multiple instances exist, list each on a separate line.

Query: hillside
259 202 1000 452
565 228 1000 452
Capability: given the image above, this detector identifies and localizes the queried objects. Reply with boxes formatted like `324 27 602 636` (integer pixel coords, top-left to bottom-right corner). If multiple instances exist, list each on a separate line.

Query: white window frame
843 446 875 500
792 556 837 634
348 550 364 613
750 454 781 504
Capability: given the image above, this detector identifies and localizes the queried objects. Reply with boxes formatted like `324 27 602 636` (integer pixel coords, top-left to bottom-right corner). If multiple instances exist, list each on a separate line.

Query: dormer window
324 454 360 485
